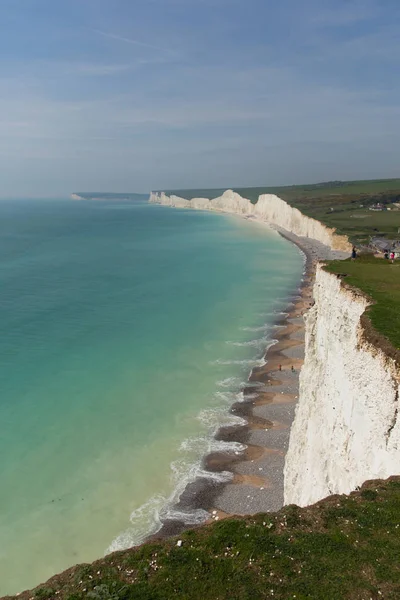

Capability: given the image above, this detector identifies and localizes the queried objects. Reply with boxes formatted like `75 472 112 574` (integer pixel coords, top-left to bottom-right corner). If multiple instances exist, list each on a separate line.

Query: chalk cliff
149 190 351 251
284 265 400 507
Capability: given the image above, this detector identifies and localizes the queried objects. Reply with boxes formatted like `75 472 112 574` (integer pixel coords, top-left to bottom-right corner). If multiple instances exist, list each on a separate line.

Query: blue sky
0 0 399 196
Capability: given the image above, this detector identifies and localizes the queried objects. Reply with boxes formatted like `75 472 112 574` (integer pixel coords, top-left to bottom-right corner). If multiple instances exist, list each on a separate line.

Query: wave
179 436 246 456
240 324 270 332
162 508 210 525
216 377 268 393
211 357 266 367
106 494 165 553
216 376 241 388
107 431 244 555
226 336 271 348
214 390 243 403
197 407 247 429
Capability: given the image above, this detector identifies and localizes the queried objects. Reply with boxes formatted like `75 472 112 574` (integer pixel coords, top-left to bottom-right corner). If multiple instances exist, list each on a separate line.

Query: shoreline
149 223 348 540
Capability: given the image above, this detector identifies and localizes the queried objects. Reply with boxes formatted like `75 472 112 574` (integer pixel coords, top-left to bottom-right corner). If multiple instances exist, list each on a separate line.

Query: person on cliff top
384 250 389 260
351 246 357 260
390 251 395 263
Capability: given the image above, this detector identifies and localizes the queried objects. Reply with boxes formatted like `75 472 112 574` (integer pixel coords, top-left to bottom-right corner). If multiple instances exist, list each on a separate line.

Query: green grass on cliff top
325 255 400 350
165 178 400 203
8 478 400 600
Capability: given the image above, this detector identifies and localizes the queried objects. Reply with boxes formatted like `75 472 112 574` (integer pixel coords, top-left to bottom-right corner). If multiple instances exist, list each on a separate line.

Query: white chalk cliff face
284 265 400 507
149 190 350 251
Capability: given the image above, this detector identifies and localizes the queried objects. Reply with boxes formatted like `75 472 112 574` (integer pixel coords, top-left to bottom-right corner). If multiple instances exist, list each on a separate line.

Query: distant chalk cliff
149 190 351 252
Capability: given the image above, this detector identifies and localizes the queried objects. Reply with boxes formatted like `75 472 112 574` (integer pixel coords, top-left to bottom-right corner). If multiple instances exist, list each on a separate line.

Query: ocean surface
0 199 304 595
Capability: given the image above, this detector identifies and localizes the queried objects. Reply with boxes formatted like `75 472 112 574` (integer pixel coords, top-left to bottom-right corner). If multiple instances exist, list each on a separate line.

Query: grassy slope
325 255 400 350
8 478 400 600
166 178 400 244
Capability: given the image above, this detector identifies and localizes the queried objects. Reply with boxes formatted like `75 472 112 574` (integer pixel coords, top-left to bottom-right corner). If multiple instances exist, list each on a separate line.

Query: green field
11 478 400 600
325 255 400 352
166 178 400 203
237 178 400 202
165 178 400 244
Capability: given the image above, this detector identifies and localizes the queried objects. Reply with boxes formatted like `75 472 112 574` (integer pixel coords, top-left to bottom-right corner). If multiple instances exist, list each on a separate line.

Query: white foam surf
179 436 246 455
106 494 165 553
107 431 245 554
214 390 243 403
197 407 247 430
226 336 271 348
216 376 241 388
240 324 270 332
211 357 266 367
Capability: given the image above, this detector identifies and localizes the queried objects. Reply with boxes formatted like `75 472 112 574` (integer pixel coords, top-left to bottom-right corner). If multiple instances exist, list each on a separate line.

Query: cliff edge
149 190 351 252
284 264 400 506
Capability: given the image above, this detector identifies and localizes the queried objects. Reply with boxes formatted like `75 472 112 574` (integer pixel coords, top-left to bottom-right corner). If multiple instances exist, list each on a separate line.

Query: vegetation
6 478 400 600
166 178 400 244
325 255 400 351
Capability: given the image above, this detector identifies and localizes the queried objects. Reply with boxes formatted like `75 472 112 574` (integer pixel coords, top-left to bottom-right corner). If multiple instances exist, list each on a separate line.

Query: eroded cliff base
8 477 400 600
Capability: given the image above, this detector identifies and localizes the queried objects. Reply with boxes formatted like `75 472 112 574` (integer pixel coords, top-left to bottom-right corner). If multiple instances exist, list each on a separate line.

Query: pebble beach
151 226 349 537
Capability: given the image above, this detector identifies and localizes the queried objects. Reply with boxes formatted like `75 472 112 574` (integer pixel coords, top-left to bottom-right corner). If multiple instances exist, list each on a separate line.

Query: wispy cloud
0 0 399 195
91 29 176 55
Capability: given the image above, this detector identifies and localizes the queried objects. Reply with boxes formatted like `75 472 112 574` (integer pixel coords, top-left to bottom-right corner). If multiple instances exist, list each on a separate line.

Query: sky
0 0 399 196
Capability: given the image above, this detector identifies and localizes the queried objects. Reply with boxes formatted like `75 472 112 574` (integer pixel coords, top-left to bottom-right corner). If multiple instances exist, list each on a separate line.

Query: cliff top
163 178 400 245
325 255 400 357
163 178 400 203
7 478 400 600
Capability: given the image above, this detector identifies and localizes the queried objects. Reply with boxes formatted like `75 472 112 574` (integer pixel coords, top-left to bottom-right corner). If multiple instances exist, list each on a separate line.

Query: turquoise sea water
0 200 303 595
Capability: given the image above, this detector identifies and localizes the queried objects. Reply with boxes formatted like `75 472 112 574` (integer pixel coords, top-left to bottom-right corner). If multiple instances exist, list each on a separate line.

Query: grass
165 178 400 203
324 255 400 351
7 478 400 600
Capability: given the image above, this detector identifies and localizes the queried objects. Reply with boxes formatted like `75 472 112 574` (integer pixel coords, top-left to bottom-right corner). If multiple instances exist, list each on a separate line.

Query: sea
0 199 304 595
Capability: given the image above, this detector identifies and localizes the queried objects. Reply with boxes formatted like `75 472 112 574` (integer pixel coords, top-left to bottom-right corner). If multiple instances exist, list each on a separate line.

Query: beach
151 226 349 537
